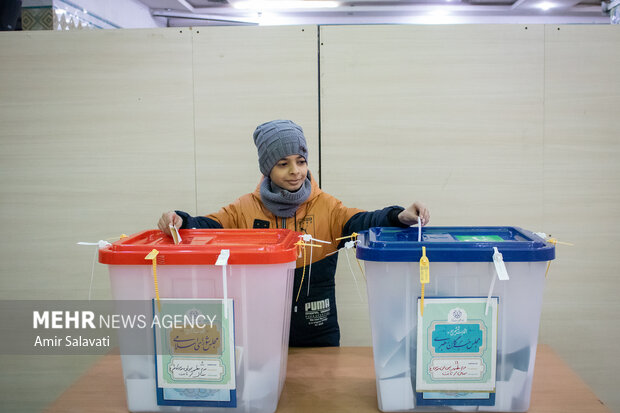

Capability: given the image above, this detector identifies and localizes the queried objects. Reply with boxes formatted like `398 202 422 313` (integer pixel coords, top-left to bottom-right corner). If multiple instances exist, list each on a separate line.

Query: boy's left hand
398 202 430 226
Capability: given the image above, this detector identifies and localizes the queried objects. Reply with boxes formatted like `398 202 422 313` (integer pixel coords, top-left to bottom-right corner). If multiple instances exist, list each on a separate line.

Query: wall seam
317 25 322 189
542 25 547 232
191 29 199 215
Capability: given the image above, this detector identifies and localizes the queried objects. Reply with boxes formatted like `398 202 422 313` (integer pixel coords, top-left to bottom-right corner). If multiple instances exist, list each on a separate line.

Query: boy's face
269 154 308 192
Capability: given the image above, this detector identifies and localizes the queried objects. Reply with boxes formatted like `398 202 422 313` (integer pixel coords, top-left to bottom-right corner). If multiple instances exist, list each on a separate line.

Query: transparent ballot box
99 229 300 413
356 227 555 412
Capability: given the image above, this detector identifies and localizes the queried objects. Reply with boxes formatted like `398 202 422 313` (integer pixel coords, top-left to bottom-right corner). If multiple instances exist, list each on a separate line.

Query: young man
158 119 429 347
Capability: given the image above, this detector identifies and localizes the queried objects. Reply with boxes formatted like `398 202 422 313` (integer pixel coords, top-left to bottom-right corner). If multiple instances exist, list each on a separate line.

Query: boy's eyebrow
278 155 306 162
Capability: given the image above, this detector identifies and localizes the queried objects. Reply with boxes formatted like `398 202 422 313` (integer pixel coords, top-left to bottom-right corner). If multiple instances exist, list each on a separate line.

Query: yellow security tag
544 237 572 278
548 238 574 247
145 249 161 312
420 246 430 316
335 232 358 241
420 246 430 284
145 249 159 260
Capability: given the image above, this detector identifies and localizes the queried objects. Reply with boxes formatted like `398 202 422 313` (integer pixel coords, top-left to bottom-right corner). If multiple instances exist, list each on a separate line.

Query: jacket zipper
275 217 286 229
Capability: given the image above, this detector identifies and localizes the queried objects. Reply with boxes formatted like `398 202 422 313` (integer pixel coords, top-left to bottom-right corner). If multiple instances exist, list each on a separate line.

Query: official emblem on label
448 307 467 323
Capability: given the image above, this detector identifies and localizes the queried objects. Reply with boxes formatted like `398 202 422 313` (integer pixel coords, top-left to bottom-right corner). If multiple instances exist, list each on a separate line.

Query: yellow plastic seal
145 249 161 312
420 246 430 316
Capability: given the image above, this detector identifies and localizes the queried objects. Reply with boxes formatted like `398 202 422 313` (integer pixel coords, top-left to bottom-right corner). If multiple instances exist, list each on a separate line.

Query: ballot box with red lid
99 228 300 413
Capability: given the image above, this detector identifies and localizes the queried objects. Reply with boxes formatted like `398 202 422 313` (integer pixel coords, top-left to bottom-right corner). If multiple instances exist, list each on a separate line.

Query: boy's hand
398 202 430 226
158 211 183 236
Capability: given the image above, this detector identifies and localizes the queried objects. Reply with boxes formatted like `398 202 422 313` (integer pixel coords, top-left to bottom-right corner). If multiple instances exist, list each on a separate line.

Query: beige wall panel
542 25 620 412
324 25 545 346
0 28 196 412
320 25 544 229
0 29 196 301
193 26 319 214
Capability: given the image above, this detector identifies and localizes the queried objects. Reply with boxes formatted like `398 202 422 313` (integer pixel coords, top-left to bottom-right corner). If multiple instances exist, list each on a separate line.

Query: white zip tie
87 247 97 301
485 273 497 316
326 238 358 257
300 233 331 244
77 241 111 301
486 247 509 315
298 235 323 297
533 232 547 240
344 240 358 249
344 246 363 301
216 249 230 319
77 241 112 248
492 247 509 281
307 242 313 296
323 240 363 299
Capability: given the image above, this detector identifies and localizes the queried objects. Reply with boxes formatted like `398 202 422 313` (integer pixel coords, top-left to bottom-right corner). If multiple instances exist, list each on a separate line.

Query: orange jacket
176 173 405 346
204 174 363 267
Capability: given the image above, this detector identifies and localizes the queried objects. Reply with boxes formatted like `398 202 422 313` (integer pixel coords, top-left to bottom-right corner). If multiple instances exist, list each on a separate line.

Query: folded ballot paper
169 224 182 245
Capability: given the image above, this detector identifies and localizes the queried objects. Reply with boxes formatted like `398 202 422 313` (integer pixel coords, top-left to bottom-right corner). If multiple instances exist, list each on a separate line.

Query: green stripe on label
454 235 505 242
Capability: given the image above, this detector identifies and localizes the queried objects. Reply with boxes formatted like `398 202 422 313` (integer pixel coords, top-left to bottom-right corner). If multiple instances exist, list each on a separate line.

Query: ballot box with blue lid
356 227 555 412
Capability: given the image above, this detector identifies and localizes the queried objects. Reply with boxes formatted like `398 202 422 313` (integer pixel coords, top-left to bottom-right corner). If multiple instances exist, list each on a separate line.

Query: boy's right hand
158 211 182 236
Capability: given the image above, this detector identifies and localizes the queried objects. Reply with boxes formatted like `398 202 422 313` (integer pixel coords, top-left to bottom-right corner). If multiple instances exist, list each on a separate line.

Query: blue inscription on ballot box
432 324 483 353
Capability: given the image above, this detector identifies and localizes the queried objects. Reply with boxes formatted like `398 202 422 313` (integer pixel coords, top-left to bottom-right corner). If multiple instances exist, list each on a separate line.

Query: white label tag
492 247 509 281
215 249 230 266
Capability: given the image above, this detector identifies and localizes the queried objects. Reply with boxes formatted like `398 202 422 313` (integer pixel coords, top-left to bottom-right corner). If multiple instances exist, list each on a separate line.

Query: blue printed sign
432 324 483 354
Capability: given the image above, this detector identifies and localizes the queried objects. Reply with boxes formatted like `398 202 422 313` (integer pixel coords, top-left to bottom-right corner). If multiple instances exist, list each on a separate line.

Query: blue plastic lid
356 227 555 262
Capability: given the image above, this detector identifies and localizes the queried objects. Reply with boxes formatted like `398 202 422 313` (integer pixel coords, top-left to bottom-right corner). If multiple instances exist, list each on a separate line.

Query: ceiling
137 0 613 26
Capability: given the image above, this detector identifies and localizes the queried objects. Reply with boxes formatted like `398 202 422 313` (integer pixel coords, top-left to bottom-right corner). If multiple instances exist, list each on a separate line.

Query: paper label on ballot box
416 297 497 393
153 299 236 407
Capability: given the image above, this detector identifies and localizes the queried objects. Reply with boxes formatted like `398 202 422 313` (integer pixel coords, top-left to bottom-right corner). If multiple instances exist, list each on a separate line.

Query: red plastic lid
99 229 301 265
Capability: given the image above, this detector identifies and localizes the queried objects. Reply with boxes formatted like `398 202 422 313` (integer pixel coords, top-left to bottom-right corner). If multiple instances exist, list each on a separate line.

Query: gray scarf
259 173 312 218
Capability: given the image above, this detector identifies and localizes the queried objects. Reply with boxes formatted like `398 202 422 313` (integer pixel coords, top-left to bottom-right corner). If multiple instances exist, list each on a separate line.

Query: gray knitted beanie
253 120 308 176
